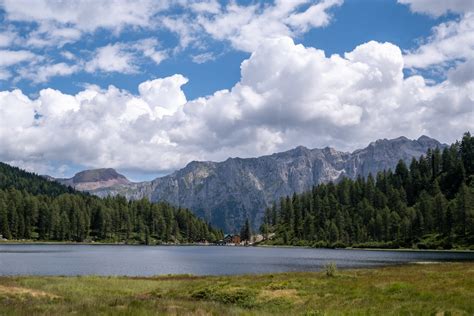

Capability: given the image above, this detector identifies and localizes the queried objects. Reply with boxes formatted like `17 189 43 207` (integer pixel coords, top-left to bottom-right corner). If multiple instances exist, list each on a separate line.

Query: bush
324 262 337 277
330 241 347 249
191 286 257 307
311 241 328 248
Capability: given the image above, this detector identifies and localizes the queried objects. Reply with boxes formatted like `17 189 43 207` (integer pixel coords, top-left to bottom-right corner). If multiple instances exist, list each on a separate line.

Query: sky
0 0 473 181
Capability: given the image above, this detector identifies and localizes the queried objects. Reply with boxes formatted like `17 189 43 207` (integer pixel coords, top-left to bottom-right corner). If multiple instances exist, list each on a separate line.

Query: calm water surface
0 244 473 276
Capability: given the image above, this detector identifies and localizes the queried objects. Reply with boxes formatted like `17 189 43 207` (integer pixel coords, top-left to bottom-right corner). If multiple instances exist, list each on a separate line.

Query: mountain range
52 135 445 232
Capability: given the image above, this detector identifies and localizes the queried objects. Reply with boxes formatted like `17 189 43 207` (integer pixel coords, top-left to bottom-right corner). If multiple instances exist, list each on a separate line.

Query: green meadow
1 263 473 315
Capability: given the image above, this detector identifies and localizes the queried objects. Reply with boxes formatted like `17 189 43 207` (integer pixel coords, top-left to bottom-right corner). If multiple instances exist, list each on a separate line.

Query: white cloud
0 49 36 67
0 0 171 49
285 0 344 32
85 43 138 74
138 74 188 118
60 51 76 61
85 40 168 74
398 0 473 17
6 38 168 82
404 12 474 69
19 62 80 83
0 0 343 83
447 59 474 85
191 52 216 64
1 0 169 32
188 0 221 14
194 0 343 52
132 38 167 65
0 49 37 80
1 37 472 176
0 31 17 47
25 25 82 48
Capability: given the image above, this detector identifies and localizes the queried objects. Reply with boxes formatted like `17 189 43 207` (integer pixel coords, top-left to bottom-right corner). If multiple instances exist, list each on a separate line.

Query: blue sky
0 0 473 180
1 0 454 98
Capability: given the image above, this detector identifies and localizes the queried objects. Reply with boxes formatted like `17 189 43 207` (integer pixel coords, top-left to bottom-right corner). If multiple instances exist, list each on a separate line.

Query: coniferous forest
0 163 223 244
260 133 474 249
1 133 473 249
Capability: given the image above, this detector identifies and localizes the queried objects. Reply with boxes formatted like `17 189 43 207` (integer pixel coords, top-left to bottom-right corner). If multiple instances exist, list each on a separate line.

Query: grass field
0 263 473 315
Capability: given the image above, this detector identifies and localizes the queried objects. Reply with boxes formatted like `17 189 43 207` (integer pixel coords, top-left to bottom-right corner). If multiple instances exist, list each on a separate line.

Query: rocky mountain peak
54 168 130 191
417 135 443 147
72 168 128 184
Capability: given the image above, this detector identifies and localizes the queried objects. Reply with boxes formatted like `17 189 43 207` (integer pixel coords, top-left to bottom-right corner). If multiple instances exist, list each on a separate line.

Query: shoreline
256 243 474 253
1 240 474 252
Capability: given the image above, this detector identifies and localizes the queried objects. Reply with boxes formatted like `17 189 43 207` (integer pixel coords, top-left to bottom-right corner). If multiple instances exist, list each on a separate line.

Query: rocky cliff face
64 136 444 232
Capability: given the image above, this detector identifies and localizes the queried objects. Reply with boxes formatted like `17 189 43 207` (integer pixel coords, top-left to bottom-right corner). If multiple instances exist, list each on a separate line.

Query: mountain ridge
49 135 446 231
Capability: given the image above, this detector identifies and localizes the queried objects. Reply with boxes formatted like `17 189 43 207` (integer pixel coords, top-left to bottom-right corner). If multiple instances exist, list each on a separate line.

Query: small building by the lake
220 234 241 245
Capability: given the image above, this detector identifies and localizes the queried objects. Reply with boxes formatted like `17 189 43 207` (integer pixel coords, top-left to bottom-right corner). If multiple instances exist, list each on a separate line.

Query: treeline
260 133 474 249
0 164 223 244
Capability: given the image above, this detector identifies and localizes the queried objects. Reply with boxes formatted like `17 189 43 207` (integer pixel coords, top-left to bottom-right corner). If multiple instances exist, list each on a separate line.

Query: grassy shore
0 263 473 315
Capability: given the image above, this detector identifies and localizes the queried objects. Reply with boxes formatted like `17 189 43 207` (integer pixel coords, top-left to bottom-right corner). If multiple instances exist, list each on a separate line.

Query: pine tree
0 198 11 239
240 218 251 242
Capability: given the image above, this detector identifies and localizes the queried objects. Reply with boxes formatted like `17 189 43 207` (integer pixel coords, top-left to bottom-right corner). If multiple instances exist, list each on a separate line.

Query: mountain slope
64 136 445 232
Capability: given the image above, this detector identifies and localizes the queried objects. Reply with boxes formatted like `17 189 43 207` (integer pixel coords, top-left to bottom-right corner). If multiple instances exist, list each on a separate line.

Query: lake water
0 244 473 276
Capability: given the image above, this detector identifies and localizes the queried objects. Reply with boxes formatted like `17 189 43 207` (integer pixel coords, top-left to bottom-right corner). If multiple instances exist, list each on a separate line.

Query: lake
0 244 473 276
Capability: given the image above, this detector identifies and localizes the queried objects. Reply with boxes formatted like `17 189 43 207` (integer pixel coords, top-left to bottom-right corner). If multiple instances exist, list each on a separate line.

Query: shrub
331 241 347 249
191 286 257 308
324 262 337 277
311 241 328 248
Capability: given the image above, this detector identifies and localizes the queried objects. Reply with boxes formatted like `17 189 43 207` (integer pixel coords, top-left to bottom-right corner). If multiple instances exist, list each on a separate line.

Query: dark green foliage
264 133 474 249
0 162 75 196
0 164 223 244
192 286 257 307
240 218 251 242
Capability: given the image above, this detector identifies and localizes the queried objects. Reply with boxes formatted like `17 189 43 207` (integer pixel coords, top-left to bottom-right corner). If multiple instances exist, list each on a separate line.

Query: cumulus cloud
1 37 472 176
404 12 474 69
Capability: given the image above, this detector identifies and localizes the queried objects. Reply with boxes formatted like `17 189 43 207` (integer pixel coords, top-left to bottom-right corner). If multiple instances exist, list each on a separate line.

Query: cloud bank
1 37 472 176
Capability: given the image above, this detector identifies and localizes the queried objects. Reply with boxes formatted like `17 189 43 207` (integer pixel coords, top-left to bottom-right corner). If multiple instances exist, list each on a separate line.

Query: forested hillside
0 163 75 196
0 164 223 244
260 133 474 249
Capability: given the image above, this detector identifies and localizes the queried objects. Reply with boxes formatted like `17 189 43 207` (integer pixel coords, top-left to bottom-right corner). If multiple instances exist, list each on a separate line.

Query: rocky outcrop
57 136 444 232
55 168 130 191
